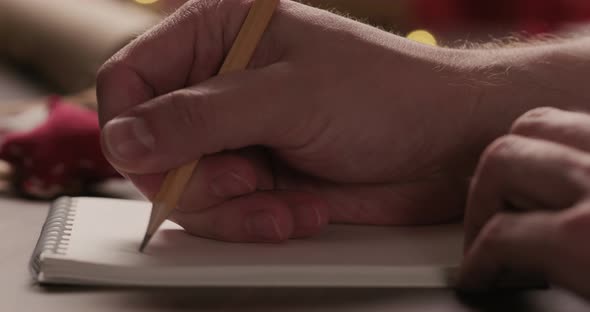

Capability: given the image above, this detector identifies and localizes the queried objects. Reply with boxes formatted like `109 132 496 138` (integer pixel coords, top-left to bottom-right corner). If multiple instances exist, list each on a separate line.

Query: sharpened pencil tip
139 234 153 253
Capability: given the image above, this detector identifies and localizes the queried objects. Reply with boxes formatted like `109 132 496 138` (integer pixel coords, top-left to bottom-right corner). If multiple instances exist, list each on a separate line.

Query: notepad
30 197 463 287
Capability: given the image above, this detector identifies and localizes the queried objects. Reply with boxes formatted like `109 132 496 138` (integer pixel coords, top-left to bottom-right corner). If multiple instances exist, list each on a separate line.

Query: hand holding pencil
140 0 280 251
98 0 469 244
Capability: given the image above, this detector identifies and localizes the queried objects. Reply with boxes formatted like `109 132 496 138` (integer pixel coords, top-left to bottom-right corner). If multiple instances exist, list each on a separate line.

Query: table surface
1 62 589 312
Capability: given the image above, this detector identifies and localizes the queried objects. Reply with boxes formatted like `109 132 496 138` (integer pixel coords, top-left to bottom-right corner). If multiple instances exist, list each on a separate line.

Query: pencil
139 0 280 252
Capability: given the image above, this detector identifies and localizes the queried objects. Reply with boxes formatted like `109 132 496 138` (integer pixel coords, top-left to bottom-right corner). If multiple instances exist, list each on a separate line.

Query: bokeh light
406 30 437 46
134 0 159 5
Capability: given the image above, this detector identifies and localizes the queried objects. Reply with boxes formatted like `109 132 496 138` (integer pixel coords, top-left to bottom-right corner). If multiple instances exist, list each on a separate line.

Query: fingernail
245 213 283 241
209 171 255 198
103 117 155 162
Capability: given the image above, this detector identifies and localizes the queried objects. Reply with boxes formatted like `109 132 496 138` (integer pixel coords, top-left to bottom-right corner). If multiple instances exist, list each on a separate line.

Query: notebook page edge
39 255 460 287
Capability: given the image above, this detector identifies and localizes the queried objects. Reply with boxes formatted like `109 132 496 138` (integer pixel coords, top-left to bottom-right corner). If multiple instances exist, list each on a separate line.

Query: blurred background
0 0 589 200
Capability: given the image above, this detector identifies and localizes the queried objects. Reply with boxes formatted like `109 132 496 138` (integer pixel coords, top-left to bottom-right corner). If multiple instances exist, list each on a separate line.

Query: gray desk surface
1 62 589 311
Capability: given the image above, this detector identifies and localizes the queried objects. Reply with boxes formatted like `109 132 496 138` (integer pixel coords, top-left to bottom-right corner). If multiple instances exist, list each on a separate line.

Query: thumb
101 63 303 174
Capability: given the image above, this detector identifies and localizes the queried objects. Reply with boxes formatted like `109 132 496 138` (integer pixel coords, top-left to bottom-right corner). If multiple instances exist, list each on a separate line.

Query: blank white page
34 197 463 287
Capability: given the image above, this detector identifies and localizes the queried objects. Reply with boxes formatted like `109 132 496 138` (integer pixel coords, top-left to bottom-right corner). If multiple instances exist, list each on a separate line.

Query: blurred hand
460 107 590 298
97 0 521 242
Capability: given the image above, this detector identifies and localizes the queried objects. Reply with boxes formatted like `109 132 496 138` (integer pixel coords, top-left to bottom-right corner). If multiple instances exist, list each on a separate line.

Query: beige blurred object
133 0 409 31
0 0 407 95
0 0 160 93
65 87 98 111
0 86 97 118
130 0 189 14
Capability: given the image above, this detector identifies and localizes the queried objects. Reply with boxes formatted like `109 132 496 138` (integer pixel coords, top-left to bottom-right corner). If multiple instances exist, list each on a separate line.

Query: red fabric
412 0 590 34
0 97 119 198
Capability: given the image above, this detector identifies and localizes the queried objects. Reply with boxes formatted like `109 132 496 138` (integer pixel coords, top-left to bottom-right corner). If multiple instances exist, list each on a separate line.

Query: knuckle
511 107 558 135
184 0 219 18
479 135 520 171
95 63 113 87
575 159 590 180
96 60 127 126
96 52 129 88
95 61 120 96
215 0 251 13
475 214 508 251
563 156 590 192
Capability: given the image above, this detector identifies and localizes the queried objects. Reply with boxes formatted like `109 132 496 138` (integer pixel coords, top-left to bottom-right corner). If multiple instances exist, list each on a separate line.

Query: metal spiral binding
29 197 77 279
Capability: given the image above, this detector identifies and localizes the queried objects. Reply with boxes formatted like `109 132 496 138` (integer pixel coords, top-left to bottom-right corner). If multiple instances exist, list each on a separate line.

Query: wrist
449 40 590 151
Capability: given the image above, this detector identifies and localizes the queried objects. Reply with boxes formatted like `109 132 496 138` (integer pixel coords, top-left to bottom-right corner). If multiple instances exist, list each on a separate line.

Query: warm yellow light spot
134 0 159 5
406 30 437 46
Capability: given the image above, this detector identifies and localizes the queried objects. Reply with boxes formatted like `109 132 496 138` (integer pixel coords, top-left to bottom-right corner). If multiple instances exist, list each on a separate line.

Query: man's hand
97 0 590 243
460 107 590 298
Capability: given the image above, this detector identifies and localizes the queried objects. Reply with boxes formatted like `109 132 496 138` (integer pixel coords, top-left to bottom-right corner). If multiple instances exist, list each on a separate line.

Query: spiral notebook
30 197 463 287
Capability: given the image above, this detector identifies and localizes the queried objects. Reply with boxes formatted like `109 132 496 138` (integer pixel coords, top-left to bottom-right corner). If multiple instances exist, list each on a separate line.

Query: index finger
95 0 272 127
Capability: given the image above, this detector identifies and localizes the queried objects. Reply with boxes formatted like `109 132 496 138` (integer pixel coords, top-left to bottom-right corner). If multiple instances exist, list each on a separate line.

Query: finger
129 148 274 208
170 191 329 242
273 191 330 238
465 135 590 248
277 172 468 226
171 192 293 243
459 212 559 290
511 107 590 152
101 64 311 174
96 0 287 127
